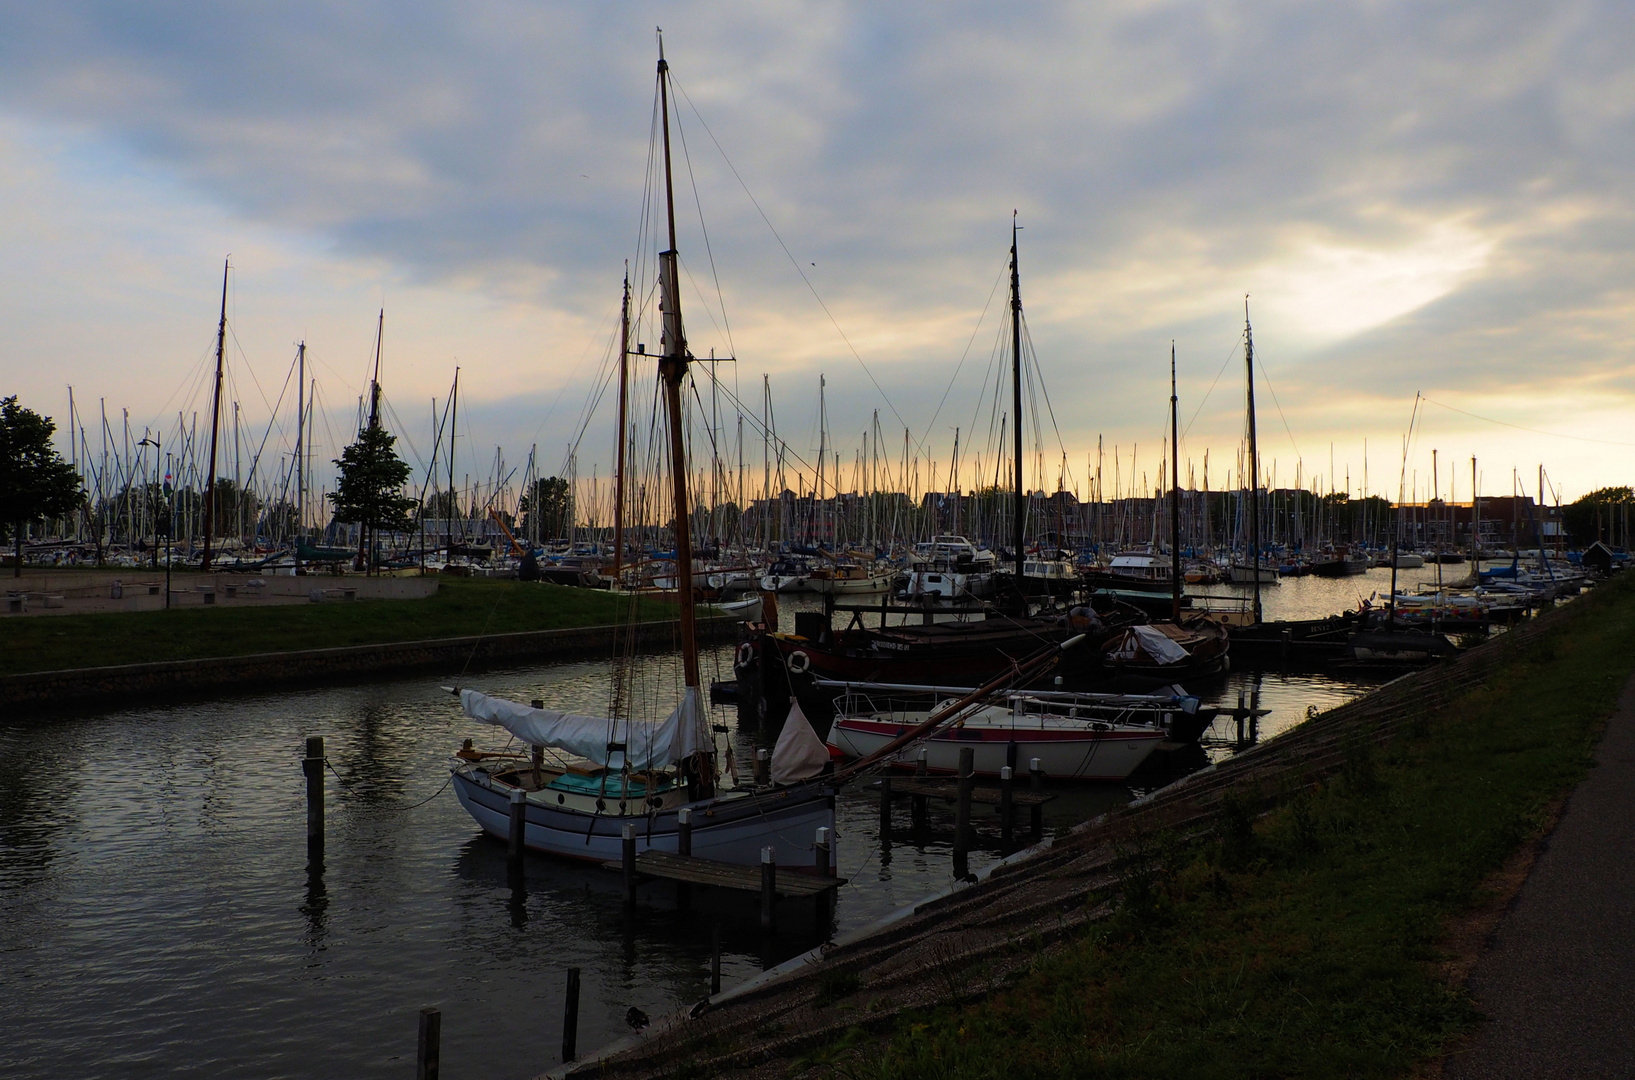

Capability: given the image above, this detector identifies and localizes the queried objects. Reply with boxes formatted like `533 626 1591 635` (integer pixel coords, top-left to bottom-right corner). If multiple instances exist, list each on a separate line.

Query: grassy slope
0 579 680 675
833 574 1635 1080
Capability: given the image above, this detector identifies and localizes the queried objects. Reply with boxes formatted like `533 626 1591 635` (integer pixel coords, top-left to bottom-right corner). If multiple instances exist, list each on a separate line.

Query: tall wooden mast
657 39 700 690
613 266 631 576
356 309 384 572
1170 343 1182 622
201 258 228 569
1245 298 1262 624
1010 214 1025 585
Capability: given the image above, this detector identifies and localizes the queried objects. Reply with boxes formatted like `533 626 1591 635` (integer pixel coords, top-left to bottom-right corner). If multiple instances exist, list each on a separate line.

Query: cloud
0 0 1632 503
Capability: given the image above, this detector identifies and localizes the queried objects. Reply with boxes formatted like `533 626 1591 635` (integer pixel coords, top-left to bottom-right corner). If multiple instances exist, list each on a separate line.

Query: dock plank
607 850 846 897
878 778 1057 806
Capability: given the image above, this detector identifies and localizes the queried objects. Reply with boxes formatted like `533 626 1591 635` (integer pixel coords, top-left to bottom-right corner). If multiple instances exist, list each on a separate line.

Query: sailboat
447 44 836 868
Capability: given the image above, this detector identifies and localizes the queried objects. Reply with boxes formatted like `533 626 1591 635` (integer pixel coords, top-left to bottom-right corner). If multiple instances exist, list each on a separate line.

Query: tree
328 425 414 574
0 397 84 577
1565 486 1634 545
518 476 572 542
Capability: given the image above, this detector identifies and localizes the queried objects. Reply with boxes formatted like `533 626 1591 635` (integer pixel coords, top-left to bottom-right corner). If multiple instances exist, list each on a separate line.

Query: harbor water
0 565 1481 1078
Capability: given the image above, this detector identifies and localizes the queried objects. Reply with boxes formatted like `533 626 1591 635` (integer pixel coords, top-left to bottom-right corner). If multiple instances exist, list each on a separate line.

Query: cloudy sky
2 1 1632 509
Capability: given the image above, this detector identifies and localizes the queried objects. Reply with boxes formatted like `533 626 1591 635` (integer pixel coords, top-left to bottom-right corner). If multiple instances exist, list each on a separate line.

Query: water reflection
0 588 1411 1079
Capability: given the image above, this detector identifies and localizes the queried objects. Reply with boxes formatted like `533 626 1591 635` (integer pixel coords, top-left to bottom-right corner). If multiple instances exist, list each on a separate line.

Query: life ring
786 650 811 674
736 641 755 668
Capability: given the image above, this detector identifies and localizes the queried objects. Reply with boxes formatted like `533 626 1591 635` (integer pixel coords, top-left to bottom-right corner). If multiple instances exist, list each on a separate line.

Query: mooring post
710 921 722 995
755 748 770 787
911 747 928 827
760 846 776 931
622 822 637 906
561 967 580 1062
303 735 325 852
507 787 527 870
1236 689 1247 747
1029 757 1044 841
954 747 974 878
999 765 1015 851
677 806 693 857
815 825 832 877
1250 689 1261 744
879 775 893 838
416 1007 441 1080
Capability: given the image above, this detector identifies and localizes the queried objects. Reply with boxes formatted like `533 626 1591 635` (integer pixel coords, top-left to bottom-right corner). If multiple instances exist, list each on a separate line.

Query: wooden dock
607 850 847 897
876 778 1057 808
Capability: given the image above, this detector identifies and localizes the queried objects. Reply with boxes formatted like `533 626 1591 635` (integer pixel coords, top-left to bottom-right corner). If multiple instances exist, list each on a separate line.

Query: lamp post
137 434 160 570
163 453 175 609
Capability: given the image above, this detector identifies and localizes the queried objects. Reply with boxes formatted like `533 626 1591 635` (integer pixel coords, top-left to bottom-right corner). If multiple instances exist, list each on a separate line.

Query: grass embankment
0 579 679 676
823 574 1635 1080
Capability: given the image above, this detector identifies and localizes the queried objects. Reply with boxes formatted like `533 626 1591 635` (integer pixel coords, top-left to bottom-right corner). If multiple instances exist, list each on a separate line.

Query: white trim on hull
452 768 837 869
828 719 1164 782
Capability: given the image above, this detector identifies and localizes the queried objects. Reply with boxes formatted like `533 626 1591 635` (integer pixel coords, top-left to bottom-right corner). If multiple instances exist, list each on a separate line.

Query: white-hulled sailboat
447 43 837 868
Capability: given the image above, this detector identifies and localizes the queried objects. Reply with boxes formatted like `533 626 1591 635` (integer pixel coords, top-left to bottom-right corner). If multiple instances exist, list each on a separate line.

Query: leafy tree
0 397 84 576
1564 486 1634 545
328 425 414 574
519 476 572 541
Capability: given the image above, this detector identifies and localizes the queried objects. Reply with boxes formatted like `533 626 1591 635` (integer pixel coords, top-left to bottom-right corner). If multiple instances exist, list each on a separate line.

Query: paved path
1445 672 1635 1078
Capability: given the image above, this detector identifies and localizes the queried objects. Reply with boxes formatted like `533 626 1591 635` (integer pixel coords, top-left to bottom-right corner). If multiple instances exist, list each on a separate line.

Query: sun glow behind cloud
0 0 1631 502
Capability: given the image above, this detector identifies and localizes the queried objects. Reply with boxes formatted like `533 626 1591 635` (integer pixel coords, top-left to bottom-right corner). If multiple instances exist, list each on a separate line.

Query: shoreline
0 614 741 717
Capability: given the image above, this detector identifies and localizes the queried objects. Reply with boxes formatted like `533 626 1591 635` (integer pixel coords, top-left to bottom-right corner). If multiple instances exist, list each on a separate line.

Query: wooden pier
612 850 848 898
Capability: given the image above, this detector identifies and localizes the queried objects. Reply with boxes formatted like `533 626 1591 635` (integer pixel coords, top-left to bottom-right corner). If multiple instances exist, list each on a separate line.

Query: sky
1 0 1632 512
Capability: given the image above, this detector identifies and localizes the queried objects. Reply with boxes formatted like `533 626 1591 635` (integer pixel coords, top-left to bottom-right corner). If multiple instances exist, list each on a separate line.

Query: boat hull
451 769 836 868
828 718 1164 781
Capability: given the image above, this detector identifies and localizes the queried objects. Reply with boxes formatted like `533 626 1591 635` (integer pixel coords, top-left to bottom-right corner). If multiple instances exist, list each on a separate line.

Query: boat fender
736 641 755 668
787 650 811 674
557 793 566 804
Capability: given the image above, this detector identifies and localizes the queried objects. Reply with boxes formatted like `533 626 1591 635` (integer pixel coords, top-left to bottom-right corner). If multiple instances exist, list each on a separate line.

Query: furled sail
770 699 831 784
460 686 711 770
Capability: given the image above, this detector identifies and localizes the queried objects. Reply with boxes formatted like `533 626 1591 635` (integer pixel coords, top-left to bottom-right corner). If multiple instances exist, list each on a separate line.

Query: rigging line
1421 396 1635 448
1182 340 1242 439
671 100 735 360
921 258 1009 448
1255 355 1302 463
669 76 925 455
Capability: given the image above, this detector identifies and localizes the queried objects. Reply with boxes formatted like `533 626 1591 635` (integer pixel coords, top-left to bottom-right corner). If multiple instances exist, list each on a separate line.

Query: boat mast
295 340 306 573
201 258 229 570
1244 298 1262 624
1170 344 1182 621
357 309 384 572
1010 214 1024 585
448 366 459 548
613 266 631 576
657 40 701 691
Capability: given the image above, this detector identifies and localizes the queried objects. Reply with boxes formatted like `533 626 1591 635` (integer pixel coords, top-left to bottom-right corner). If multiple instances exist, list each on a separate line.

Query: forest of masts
40 367 1536 562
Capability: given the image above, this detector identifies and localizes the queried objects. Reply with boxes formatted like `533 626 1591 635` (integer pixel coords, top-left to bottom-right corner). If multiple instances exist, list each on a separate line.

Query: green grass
0 578 681 675
827 574 1635 1080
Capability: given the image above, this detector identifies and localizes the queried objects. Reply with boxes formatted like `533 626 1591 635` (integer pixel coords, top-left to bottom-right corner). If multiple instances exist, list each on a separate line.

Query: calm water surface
0 569 1461 1078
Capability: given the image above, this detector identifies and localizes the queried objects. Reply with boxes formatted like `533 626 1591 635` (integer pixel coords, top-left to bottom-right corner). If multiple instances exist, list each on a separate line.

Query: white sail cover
1110 625 1191 665
460 686 711 770
771 699 831 784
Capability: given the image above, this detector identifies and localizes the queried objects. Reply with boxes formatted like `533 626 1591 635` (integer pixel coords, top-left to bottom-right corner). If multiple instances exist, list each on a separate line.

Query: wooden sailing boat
447 44 837 868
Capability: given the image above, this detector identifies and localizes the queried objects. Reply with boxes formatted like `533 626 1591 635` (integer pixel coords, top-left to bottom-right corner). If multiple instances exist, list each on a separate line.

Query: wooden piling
416 1007 441 1080
999 765 1014 850
755 748 770 787
677 807 693 857
759 846 776 931
1250 689 1261 743
508 787 527 869
561 967 581 1062
1029 757 1044 840
879 775 893 837
303 735 324 851
954 747 974 878
622 823 638 905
